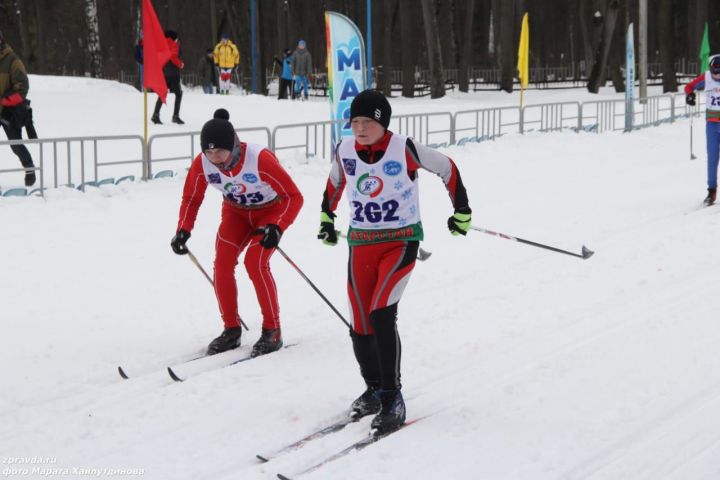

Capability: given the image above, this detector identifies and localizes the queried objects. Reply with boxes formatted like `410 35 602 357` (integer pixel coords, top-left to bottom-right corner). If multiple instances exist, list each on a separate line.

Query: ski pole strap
469 225 594 260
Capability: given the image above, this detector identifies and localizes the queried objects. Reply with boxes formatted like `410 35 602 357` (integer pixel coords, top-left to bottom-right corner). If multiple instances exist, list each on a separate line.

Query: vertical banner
516 12 529 109
699 23 710 74
325 11 366 146
625 23 635 132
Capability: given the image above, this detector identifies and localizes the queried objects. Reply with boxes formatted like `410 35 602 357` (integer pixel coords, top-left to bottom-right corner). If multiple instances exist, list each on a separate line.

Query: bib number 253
352 200 399 223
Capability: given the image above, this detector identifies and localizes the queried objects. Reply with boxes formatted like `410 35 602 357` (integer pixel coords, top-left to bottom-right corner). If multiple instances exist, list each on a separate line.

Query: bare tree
84 0 102 77
493 0 514 92
587 0 620 93
458 0 476 92
420 0 445 98
379 0 398 96
657 0 677 92
398 0 416 97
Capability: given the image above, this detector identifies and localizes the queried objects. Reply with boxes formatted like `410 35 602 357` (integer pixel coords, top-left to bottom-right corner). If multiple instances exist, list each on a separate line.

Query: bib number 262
352 200 400 223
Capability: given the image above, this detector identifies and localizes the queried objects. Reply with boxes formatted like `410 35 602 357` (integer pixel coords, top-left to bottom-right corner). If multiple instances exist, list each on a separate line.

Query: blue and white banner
625 23 635 132
325 11 366 146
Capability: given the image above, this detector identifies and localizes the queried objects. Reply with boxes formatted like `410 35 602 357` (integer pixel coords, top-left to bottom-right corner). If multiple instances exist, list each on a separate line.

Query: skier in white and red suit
317 90 472 434
171 109 304 357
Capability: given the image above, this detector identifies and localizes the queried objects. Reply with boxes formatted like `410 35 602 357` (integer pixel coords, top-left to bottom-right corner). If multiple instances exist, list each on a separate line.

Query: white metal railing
0 93 705 198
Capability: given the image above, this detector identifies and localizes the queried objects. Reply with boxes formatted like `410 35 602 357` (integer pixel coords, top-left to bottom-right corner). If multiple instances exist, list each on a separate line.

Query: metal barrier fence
147 127 271 178
0 135 145 196
271 112 455 160
0 93 706 198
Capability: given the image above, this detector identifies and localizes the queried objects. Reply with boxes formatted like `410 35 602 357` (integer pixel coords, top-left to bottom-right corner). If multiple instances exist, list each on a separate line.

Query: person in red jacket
317 90 472 435
151 29 185 125
171 109 304 357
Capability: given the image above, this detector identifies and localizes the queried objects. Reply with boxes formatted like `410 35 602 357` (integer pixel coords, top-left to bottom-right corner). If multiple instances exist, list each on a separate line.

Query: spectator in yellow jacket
213 34 239 95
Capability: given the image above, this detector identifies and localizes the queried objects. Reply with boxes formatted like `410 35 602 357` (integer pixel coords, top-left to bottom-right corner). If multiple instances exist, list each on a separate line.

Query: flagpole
143 88 149 180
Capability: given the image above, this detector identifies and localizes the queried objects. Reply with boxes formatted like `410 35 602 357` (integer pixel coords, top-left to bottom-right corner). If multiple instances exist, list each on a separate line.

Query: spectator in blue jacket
273 48 293 100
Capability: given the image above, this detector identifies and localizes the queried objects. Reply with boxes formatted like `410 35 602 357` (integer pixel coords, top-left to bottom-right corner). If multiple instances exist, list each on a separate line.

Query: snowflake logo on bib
356 173 384 198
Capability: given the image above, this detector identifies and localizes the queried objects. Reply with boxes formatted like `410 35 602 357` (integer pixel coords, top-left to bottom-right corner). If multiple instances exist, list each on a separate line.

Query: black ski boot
370 389 406 435
206 327 242 355
704 187 717 207
251 328 283 357
350 386 381 420
151 114 162 125
172 115 185 125
24 170 36 187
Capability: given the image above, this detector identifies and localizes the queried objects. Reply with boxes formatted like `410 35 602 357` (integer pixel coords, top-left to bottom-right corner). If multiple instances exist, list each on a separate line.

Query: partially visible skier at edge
684 54 720 206
171 109 303 357
317 89 473 435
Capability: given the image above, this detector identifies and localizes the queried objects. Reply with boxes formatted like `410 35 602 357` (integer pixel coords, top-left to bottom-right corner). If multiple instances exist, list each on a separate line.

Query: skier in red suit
171 109 303 357
317 90 472 434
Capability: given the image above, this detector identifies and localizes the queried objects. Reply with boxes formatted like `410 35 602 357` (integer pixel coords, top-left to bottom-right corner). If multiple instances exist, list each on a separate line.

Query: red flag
142 0 171 103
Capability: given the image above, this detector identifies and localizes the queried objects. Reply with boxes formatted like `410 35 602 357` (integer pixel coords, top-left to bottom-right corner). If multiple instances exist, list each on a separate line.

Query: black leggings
1 115 33 168
153 76 182 117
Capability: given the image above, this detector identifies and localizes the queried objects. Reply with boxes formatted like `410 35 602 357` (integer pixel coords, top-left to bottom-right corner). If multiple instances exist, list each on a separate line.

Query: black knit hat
201 118 235 151
350 89 392 130
213 108 230 120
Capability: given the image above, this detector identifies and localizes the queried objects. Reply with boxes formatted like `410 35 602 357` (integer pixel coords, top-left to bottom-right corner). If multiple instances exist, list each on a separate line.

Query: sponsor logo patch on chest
342 158 357 176
383 160 402 176
356 173 383 198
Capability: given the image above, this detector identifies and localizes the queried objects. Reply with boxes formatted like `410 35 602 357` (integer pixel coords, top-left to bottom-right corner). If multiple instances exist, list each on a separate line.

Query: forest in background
0 0 717 96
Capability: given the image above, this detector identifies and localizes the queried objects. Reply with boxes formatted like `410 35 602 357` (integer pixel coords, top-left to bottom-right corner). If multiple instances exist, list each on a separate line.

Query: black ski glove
317 211 338 246
686 92 696 106
171 229 191 255
259 224 283 249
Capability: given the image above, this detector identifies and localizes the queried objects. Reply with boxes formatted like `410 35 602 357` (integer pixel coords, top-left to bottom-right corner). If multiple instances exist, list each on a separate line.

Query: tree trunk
494 0 514 92
437 0 457 70
709 0 720 52
275 0 287 53
476 0 491 65
13 0 31 61
587 0 620 93
458 0 476 92
420 0 445 98
657 0 677 92
379 0 398 96
84 0 102 77
210 0 218 44
398 0 415 97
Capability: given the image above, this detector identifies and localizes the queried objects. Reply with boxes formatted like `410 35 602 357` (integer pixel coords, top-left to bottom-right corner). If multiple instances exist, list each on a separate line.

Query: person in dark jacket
0 30 35 186
291 40 312 101
151 29 185 125
273 48 293 100
197 48 217 94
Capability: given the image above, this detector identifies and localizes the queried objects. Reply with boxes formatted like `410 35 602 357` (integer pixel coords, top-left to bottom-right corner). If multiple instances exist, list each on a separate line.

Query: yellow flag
517 12 529 89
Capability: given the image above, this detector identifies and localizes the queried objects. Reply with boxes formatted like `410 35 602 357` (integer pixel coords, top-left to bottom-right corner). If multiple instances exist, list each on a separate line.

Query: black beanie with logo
350 89 392 130
201 118 235 151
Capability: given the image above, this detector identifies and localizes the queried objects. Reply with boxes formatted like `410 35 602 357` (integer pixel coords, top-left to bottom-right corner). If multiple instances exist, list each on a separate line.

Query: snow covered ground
2 77 720 479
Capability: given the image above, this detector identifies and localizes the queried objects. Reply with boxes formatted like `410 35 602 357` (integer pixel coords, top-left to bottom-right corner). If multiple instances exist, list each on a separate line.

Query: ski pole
186 248 249 330
275 246 351 329
470 225 594 260
690 108 697 160
336 230 432 261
